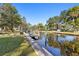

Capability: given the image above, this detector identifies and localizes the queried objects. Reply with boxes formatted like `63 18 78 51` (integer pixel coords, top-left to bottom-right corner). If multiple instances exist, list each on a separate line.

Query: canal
37 33 76 56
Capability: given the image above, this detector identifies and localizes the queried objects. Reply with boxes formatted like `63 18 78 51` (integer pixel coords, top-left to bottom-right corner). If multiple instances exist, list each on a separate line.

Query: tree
60 10 74 31
66 6 79 31
36 23 45 31
19 16 28 32
46 16 61 31
46 6 79 32
46 18 54 30
0 3 22 32
30 23 45 32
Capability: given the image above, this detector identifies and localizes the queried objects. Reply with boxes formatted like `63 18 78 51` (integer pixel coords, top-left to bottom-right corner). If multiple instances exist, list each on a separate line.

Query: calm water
37 34 76 56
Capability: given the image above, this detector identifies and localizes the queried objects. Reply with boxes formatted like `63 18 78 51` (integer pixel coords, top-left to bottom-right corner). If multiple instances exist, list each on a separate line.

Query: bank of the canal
24 33 53 56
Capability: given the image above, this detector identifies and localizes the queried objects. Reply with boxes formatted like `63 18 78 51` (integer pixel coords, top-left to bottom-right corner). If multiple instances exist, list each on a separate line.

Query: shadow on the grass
20 44 36 56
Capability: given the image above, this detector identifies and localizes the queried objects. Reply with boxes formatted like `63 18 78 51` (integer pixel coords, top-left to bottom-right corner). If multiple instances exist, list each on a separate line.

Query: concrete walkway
24 33 52 56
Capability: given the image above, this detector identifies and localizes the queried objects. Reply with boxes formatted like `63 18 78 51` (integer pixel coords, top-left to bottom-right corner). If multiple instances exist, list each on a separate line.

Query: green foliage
46 16 61 30
37 23 45 31
31 23 45 31
46 6 79 32
0 3 28 32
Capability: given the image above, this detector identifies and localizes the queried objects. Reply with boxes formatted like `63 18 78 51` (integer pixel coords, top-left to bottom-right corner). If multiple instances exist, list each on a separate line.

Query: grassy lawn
0 35 37 56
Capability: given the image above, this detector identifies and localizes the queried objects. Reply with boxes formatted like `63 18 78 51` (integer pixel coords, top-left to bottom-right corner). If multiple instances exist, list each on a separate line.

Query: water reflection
37 33 76 56
38 33 61 56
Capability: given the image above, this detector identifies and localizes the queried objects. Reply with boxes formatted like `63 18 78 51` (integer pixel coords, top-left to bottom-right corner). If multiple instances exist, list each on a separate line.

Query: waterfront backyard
1 3 79 56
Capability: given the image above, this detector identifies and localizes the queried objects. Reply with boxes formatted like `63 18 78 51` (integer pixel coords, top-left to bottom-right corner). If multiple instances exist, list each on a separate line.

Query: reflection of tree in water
47 33 79 56
47 33 66 55
47 33 60 48
62 40 79 56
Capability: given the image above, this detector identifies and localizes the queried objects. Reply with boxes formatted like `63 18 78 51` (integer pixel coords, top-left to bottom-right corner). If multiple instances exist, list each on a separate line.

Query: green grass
0 36 37 56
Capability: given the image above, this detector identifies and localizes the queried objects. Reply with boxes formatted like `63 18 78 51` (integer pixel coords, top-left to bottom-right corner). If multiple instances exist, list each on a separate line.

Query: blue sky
12 3 79 25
